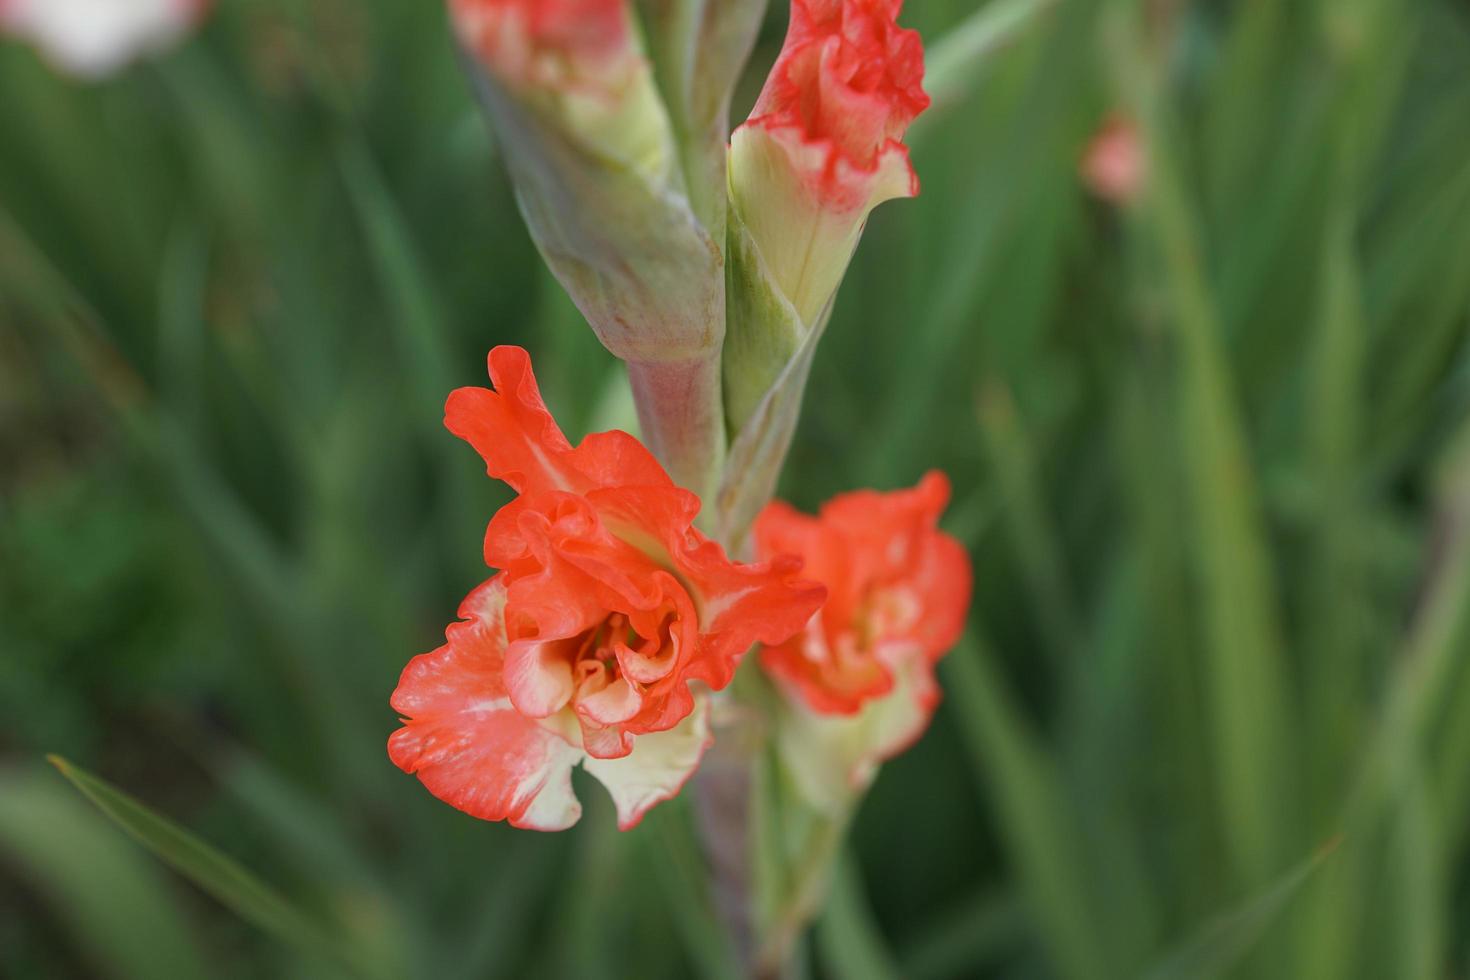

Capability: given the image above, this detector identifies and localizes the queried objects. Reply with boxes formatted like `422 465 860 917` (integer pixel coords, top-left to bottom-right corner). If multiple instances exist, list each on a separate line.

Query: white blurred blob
0 0 206 79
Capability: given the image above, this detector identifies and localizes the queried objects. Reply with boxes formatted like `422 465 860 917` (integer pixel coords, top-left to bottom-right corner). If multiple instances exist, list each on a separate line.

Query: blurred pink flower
1081 114 1146 206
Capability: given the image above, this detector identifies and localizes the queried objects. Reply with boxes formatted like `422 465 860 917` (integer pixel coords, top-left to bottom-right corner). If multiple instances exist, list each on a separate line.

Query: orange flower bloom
390 347 824 830
754 472 971 801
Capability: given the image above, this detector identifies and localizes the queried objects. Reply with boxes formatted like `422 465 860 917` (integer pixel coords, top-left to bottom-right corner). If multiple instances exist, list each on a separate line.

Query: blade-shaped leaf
916 0 1060 136
943 633 1111 980
1142 837 1342 980
815 852 900 980
0 767 210 980
48 756 386 980
635 0 767 235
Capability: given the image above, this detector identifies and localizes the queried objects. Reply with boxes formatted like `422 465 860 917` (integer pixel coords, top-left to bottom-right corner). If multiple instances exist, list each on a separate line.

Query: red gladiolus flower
754 472 971 803
389 347 824 830
448 0 633 91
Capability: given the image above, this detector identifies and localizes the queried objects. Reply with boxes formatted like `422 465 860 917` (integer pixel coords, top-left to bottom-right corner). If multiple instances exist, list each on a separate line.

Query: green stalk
755 812 850 978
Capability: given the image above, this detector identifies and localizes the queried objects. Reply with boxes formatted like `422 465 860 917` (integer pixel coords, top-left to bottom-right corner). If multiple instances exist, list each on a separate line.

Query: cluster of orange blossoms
389 0 972 830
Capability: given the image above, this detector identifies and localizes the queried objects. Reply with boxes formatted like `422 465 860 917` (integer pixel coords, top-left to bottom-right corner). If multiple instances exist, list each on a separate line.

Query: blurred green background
3 0 1470 977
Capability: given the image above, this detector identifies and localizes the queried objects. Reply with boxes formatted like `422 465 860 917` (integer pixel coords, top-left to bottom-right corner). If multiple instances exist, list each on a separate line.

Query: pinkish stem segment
625 354 727 512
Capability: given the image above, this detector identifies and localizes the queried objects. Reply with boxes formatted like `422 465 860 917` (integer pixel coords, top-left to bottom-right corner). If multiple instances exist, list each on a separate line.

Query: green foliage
0 766 210 980
48 756 388 979
2 0 1469 977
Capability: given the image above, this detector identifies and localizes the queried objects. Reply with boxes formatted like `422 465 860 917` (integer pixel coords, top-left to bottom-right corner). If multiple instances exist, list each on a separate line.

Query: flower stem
755 810 850 978
625 353 727 510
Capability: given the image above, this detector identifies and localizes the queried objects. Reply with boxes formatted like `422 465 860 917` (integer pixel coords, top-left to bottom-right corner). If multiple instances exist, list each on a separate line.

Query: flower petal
617 619 680 685
759 621 893 715
751 0 928 176
754 499 861 637
388 578 586 830
582 694 713 829
817 469 950 582
450 0 630 84
818 470 970 660
910 533 972 661
576 674 643 727
503 635 579 718
727 0 927 323
389 578 509 715
589 485 827 690
445 346 671 499
491 490 711 741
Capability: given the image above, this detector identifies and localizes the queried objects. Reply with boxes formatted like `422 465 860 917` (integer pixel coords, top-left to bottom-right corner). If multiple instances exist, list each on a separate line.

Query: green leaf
47 756 386 980
975 380 1080 667
1366 420 1470 810
634 0 767 235
337 139 456 411
0 766 211 980
1111 3 1295 883
1385 766 1443 980
900 888 1026 980
641 800 744 980
716 222 833 547
943 633 1111 980
1142 837 1342 980
918 0 1061 130
444 840 565 980
815 852 900 980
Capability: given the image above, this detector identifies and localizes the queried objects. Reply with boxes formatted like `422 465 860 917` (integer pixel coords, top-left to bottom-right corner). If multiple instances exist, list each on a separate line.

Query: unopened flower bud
717 0 928 543
450 0 677 188
450 0 730 498
728 0 929 328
